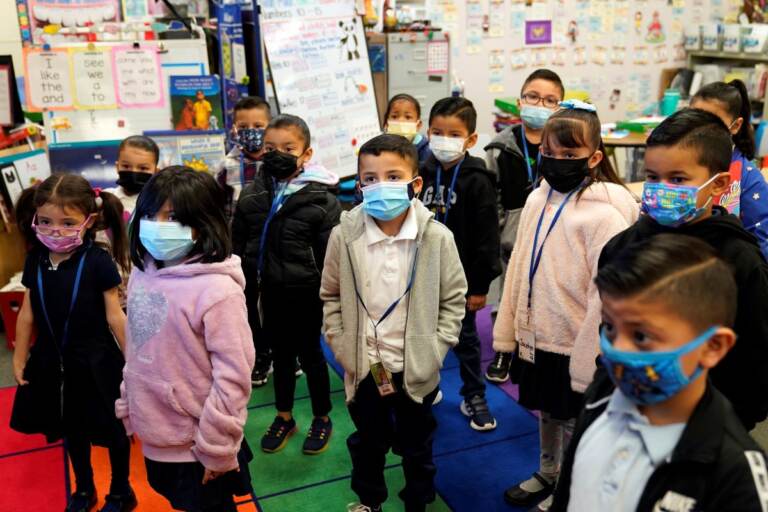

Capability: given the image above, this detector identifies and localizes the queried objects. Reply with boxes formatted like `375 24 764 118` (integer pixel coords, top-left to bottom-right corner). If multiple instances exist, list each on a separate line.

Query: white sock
537 495 554 511
519 473 554 493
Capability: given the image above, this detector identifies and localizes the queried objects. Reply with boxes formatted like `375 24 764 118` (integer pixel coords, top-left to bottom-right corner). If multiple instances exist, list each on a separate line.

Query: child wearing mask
599 108 768 431
383 94 431 164
117 167 254 512
551 234 768 512
12 174 134 512
690 80 768 258
321 134 467 512
485 69 565 384
105 135 160 220
419 97 502 431
232 114 342 455
494 101 638 511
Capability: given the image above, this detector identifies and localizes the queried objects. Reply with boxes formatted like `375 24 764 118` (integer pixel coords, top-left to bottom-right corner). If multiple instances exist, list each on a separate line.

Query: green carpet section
245 369 452 511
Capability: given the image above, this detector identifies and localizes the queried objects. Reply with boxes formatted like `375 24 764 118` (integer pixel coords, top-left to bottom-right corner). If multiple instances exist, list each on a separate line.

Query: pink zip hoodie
115 256 255 472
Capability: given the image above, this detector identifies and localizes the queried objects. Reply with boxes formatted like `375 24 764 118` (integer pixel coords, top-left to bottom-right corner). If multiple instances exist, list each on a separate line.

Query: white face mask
429 135 466 164
386 121 419 141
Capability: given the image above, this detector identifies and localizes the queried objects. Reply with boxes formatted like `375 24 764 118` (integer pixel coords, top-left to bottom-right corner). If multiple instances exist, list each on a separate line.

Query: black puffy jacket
232 174 341 289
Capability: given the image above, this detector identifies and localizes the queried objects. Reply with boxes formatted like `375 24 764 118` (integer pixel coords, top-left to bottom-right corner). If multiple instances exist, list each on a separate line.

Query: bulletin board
21 36 209 144
260 0 381 179
424 0 737 131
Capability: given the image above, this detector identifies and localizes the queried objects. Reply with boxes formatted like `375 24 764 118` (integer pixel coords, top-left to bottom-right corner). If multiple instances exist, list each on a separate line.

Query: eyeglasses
521 93 560 109
32 214 92 237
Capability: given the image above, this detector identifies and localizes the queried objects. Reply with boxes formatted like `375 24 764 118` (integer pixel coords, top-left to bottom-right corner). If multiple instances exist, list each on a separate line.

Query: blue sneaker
302 417 332 454
261 416 297 453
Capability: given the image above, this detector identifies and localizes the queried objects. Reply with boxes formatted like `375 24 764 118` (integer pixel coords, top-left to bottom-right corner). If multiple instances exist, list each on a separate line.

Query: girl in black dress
11 174 135 512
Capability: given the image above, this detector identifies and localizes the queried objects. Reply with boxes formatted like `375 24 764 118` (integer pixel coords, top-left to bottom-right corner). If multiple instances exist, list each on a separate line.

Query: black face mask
539 156 590 193
117 171 152 195
262 150 299 181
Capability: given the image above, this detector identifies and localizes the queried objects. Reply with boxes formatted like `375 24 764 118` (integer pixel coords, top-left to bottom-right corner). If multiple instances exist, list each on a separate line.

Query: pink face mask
32 213 93 253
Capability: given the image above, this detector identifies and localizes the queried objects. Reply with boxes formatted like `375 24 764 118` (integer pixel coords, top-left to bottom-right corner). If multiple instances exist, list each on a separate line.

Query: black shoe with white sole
460 394 497 431
504 472 555 507
485 351 513 383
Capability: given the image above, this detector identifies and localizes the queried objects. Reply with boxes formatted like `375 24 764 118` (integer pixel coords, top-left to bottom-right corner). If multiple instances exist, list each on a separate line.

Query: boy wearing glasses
484 69 565 384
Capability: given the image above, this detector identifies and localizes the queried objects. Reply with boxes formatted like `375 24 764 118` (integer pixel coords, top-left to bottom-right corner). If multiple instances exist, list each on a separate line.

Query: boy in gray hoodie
321 134 467 512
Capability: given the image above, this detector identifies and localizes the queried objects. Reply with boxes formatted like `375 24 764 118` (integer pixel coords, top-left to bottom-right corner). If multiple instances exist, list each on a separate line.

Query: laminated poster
525 20 552 45
24 48 74 111
70 48 117 109
112 46 164 109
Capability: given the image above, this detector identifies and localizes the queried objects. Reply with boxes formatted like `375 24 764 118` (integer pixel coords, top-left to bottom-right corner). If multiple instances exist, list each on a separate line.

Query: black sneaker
66 491 97 512
504 472 554 506
251 358 273 387
303 417 332 454
261 416 297 453
460 395 497 431
485 351 513 383
98 490 138 512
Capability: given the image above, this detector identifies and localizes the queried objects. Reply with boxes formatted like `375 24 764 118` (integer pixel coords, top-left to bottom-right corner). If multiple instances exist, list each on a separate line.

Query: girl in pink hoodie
116 166 255 512
493 102 639 511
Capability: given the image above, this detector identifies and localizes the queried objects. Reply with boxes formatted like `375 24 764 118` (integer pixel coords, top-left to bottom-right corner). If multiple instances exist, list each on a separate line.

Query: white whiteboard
40 36 209 144
261 0 380 179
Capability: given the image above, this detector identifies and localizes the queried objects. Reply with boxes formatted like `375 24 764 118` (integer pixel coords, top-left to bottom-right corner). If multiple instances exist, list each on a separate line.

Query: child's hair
384 94 422 120
429 97 477 133
119 135 160 166
647 108 732 176
130 166 230 270
692 79 755 159
15 174 130 272
267 114 311 150
233 96 271 116
595 233 737 331
541 107 624 195
521 69 565 98
358 134 419 176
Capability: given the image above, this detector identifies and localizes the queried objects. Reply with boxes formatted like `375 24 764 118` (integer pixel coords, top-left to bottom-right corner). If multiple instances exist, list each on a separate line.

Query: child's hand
467 295 487 312
202 468 225 485
12 356 28 386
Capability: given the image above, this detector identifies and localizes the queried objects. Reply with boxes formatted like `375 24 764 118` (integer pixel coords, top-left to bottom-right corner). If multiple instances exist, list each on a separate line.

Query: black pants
261 286 332 417
67 432 131 495
245 283 271 367
347 373 438 509
454 310 485 398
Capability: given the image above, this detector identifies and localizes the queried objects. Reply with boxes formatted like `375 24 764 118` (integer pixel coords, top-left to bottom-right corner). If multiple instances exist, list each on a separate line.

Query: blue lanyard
257 180 288 277
528 188 577 308
521 124 541 184
37 248 88 349
434 157 464 224
355 248 419 331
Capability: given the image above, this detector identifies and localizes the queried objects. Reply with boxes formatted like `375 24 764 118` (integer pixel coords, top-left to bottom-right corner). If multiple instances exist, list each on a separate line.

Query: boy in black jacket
552 234 768 512
419 97 502 431
484 69 564 383
599 108 768 430
232 114 342 455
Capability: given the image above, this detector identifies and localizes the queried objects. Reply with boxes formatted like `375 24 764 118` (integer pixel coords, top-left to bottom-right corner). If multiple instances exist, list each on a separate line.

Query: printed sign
112 47 164 108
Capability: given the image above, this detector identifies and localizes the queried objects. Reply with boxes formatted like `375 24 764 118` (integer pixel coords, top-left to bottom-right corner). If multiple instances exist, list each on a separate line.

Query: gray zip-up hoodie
320 200 468 403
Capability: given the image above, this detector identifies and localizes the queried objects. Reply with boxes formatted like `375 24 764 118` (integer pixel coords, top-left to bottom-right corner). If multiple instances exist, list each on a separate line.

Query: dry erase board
261 0 380 179
30 36 209 144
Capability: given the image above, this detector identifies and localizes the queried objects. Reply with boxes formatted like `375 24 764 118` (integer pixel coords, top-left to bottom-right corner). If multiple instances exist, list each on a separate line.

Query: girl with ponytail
11 174 136 512
692 80 768 257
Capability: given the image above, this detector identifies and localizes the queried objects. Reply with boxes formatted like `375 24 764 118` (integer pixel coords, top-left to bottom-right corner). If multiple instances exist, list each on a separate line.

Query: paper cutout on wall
609 89 621 110
646 11 665 43
71 48 117 109
611 45 627 64
552 46 567 66
489 0 506 37
24 48 74 111
673 44 686 61
532 48 550 66
633 45 649 64
634 11 643 36
574 45 587 65
112 46 164 108
567 20 579 43
525 20 552 45
510 48 529 68
653 45 669 63
592 45 607 65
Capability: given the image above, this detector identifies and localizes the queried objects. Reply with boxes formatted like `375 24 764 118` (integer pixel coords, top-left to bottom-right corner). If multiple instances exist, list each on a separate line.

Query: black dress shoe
99 490 138 512
504 472 554 506
65 491 97 512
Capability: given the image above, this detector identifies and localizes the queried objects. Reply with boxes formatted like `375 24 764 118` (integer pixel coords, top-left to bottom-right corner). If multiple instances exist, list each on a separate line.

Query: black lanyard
37 248 88 349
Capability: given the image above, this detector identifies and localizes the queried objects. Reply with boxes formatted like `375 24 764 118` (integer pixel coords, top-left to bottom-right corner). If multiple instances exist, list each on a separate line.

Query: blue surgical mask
600 325 719 405
520 105 553 130
235 128 265 154
641 174 720 227
362 181 415 221
139 219 195 262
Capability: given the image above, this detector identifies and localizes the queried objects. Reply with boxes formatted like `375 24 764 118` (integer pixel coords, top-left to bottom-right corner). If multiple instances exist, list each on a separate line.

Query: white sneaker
532 495 554 511
347 503 380 512
432 390 443 405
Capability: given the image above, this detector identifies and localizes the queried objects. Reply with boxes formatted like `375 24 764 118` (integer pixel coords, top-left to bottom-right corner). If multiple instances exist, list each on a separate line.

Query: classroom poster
48 140 122 189
112 46 164 109
0 66 13 126
525 20 553 45
71 48 117 109
21 0 120 44
145 131 227 173
217 1 249 134
0 149 50 207
24 48 75 111
170 76 223 131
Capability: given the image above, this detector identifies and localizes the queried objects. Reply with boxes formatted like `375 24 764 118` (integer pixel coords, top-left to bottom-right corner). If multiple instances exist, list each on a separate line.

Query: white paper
0 68 12 126
72 50 117 108
232 43 247 83
113 48 164 107
26 51 74 111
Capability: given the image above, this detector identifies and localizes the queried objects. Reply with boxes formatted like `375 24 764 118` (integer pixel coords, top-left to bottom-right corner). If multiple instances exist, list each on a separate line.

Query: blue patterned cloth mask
236 128 265 153
641 175 719 227
139 220 195 261
600 325 719 405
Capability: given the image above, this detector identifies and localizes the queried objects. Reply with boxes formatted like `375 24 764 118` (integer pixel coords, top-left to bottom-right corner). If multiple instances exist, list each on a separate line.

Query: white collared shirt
568 389 686 512
360 202 418 373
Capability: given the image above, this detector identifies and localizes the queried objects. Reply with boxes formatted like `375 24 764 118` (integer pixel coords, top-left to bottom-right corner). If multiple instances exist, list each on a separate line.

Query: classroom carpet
0 307 541 511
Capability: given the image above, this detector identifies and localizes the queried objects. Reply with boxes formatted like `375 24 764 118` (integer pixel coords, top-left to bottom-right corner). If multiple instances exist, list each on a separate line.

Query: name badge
370 362 396 396
517 310 535 363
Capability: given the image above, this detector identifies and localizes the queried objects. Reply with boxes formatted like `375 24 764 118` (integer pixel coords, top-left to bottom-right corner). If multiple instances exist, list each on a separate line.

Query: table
603 131 649 182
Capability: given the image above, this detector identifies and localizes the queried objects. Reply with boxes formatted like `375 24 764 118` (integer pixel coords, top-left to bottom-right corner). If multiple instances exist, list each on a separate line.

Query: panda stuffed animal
339 17 361 61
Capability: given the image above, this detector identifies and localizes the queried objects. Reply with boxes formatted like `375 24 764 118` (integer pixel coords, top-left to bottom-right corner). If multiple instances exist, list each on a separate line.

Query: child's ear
416 119 423 130
700 327 737 369
588 150 604 170
302 147 313 163
465 133 479 149
411 175 424 196
731 117 744 136
710 171 732 197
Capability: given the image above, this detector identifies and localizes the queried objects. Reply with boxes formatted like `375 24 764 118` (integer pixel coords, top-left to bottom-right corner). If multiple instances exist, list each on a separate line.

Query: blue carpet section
321 334 541 511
